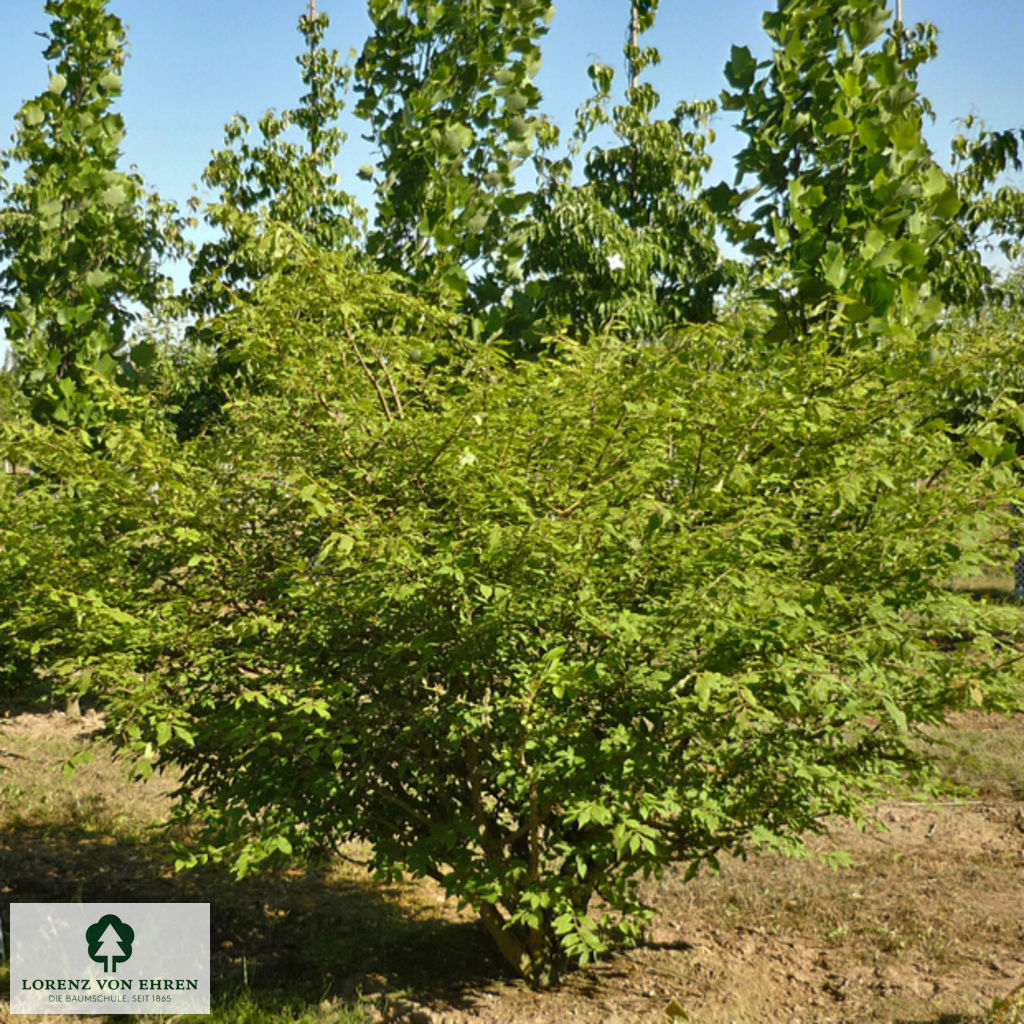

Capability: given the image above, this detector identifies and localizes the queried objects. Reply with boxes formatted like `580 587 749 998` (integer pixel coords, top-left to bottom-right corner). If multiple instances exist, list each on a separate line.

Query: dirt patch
401 796 1024 1024
1 710 1023 1024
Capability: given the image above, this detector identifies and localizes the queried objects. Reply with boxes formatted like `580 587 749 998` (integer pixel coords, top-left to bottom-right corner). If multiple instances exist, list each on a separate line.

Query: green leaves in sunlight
0 0 188 427
4 238 1022 987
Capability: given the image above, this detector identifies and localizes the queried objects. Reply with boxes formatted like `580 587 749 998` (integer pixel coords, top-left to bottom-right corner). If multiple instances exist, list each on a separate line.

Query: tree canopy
190 7 362 319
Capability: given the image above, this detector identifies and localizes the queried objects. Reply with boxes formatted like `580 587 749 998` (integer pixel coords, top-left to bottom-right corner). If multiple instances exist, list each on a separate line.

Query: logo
85 914 135 973
11 902 210 1014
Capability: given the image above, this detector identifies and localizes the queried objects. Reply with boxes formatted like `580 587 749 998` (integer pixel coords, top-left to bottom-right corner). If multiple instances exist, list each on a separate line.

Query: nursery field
4 0 1024 1020
1 679 1022 1024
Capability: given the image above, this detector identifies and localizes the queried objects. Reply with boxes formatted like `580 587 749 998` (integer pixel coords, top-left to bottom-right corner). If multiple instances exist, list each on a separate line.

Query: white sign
10 903 210 1015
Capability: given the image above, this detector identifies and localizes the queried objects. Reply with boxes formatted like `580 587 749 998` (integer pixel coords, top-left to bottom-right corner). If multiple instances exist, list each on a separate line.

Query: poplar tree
354 0 558 304
522 0 724 341
0 0 185 425
712 0 961 344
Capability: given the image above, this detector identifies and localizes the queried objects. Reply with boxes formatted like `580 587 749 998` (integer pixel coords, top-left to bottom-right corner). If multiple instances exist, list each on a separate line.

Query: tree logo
85 914 135 973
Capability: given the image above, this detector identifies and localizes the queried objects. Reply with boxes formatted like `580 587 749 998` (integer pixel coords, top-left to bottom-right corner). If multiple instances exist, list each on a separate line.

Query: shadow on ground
893 1016 983 1024
0 818 509 1008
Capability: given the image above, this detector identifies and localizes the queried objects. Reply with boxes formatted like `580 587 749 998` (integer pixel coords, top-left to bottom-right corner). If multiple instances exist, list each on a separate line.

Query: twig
343 322 393 422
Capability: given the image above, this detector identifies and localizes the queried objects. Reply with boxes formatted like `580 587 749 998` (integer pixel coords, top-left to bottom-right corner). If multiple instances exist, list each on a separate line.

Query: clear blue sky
1 1 1024 358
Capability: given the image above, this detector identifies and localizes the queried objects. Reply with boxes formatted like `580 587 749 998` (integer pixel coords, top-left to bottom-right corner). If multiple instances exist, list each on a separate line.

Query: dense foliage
2 0 1024 988
941 118 1024 310
354 0 557 301
0 0 186 425
3 242 1024 985
713 1 961 343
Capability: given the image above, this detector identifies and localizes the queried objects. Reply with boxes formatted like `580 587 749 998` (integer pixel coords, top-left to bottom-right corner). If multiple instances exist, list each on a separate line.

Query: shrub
2 243 1021 985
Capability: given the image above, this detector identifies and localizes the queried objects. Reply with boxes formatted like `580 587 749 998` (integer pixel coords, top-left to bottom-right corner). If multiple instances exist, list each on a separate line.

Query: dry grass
0 710 176 840
945 568 1017 603
0 708 378 1024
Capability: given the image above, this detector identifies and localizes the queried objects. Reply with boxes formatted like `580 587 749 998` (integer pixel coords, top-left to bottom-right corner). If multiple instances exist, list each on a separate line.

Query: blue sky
1 1 1024 358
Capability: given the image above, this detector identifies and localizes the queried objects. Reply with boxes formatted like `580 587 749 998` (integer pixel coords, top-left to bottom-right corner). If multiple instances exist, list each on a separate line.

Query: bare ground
1 708 1023 1024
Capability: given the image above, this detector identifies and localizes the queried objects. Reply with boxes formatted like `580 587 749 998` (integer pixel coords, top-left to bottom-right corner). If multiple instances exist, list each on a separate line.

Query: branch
342 321 393 421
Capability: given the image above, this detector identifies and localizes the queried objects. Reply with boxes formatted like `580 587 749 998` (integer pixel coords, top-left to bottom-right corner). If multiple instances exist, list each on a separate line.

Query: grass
637 682 1024 1021
921 719 1024 800
660 840 1018 966
169 992 369 1024
945 567 1018 603
0 712 174 841
0 962 370 1024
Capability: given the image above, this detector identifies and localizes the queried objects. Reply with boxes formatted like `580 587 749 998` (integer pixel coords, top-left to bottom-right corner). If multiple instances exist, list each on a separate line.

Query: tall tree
711 0 962 345
190 4 362 318
521 0 724 342
937 118 1024 311
354 0 557 304
0 0 185 426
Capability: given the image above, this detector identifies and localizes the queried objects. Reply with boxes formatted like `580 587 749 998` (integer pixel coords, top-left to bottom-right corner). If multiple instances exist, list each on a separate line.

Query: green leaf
848 8 890 48
173 725 196 747
725 45 757 89
321 532 354 558
856 119 885 150
440 264 469 297
85 269 112 289
100 183 126 206
130 341 157 368
880 696 908 734
823 117 855 136
823 245 847 288
694 674 714 711
888 117 920 154
93 352 118 378
442 124 474 156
